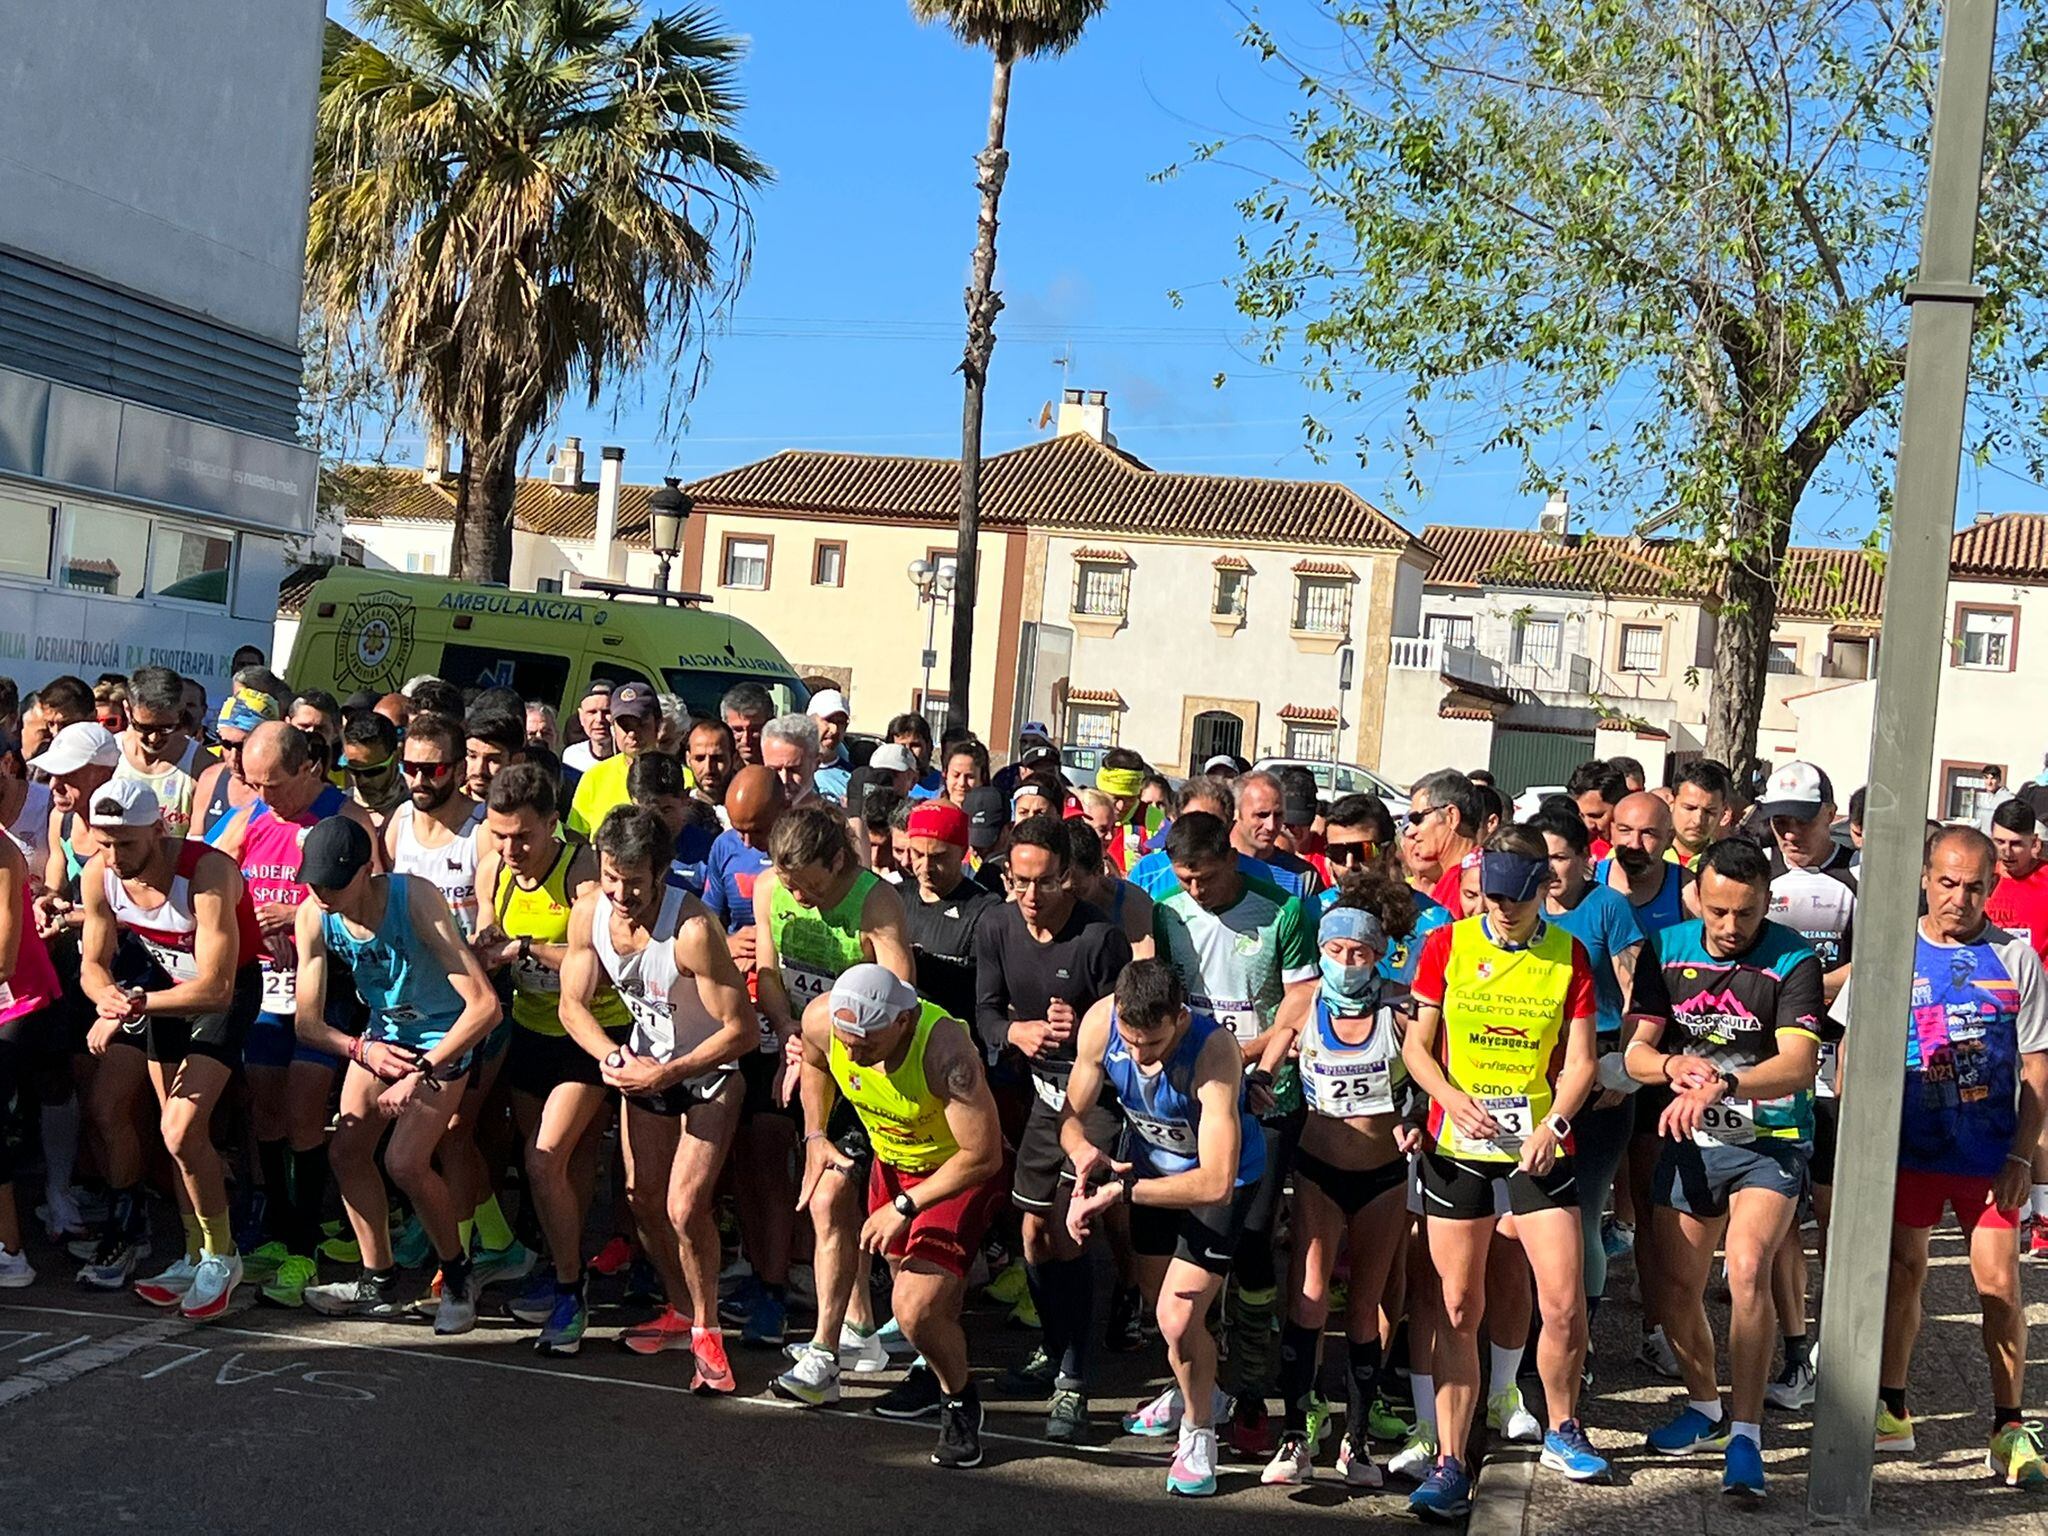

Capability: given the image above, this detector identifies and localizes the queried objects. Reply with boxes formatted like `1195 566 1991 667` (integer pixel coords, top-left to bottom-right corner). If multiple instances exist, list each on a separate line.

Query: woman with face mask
1257 868 1419 1491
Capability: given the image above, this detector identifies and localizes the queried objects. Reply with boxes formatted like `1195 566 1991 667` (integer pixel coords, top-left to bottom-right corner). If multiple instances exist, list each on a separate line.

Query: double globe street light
908 557 956 716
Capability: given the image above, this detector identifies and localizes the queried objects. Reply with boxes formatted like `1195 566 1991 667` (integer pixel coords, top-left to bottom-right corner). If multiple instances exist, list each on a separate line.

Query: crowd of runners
0 656 2044 1514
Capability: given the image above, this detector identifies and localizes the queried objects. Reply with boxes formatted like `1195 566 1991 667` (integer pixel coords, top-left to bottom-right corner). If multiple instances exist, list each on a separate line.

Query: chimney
1055 387 1115 447
421 433 452 484
1975 511 1995 526
550 436 586 488
594 446 626 580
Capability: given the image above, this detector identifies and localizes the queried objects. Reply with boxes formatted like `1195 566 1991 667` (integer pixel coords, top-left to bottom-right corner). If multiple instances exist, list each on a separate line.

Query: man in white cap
27 720 124 938
810 690 854 804
782 961 1004 1470
1755 759 1855 1413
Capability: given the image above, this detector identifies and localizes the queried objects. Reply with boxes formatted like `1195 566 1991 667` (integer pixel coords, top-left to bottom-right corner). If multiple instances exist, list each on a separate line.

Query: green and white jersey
1152 870 1317 1046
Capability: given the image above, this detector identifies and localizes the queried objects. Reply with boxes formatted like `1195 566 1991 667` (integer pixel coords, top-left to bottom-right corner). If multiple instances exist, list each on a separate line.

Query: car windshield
660 669 807 719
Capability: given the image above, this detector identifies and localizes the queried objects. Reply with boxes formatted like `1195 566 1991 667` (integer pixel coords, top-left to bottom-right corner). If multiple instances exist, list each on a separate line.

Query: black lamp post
649 477 691 601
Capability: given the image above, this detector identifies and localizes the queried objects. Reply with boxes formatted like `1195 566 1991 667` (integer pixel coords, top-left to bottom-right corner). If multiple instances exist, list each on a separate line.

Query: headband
1096 767 1146 799
1318 904 1387 952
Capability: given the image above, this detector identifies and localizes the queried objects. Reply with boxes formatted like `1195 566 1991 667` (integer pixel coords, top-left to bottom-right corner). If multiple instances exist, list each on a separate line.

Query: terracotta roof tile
1068 688 1125 707
1291 559 1356 577
1439 703 1495 720
1072 546 1131 564
330 465 656 545
1213 554 1252 570
1951 512 2048 579
1420 526 1688 598
1774 546 1885 622
1277 704 1340 723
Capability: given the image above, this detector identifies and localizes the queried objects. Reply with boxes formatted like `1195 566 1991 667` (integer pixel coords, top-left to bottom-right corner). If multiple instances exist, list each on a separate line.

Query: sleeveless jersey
1597 857 1687 936
113 737 205 838
239 786 347 1016
828 1000 959 1173
104 840 263 984
390 800 485 937
321 876 463 1049
0 872 58 1024
593 887 725 1071
4 779 50 876
1102 1008 1265 1184
494 847 628 1037
1300 992 1406 1120
1412 916 1590 1163
769 869 878 1017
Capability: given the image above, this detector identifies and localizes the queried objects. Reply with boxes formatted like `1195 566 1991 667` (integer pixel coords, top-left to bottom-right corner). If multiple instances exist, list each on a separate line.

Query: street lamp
908 558 956 713
648 477 691 602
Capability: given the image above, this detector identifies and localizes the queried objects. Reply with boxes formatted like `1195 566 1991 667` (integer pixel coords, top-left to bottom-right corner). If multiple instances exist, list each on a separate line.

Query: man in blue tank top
1061 960 1263 1500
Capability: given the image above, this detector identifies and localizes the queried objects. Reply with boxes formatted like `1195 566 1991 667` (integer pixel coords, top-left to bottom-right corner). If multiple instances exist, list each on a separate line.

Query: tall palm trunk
944 32 1015 735
453 394 518 583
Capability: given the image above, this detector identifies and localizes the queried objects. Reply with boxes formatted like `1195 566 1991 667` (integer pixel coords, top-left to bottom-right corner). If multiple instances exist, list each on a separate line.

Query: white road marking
0 1316 188 1410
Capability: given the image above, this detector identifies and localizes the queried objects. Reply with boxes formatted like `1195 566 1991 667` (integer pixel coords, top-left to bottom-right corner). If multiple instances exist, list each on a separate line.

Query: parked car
1253 757 1408 804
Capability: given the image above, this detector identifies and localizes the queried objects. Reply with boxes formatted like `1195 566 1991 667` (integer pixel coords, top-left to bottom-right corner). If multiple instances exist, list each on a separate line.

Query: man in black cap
566 680 660 840
963 784 1010 885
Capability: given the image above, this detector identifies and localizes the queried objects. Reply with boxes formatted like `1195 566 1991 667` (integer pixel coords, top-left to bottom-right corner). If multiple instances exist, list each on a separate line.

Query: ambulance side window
439 643 571 706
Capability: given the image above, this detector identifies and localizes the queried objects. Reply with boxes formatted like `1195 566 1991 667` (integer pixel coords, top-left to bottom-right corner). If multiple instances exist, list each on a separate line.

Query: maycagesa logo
334 590 416 690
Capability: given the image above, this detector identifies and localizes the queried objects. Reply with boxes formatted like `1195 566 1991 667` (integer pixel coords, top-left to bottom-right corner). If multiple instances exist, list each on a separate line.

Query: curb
1467 1446 1537 1536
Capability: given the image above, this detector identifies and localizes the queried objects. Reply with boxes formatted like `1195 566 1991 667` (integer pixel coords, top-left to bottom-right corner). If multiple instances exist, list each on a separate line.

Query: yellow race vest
1429 916 1579 1163
828 1002 960 1173
494 844 629 1037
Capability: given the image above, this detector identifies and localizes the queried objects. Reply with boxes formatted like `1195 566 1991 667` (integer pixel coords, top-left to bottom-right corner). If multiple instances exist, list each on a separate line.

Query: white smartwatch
1545 1112 1571 1138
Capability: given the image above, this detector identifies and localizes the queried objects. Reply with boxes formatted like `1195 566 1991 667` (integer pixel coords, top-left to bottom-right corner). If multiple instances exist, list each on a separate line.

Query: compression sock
1048 1256 1095 1385
1880 1386 1907 1419
257 1138 290 1241
1279 1321 1321 1434
473 1193 515 1252
195 1209 235 1259
288 1144 330 1259
1784 1332 1814 1371
40 1096 79 1210
180 1212 204 1264
1345 1336 1384 1439
1231 1285 1279 1398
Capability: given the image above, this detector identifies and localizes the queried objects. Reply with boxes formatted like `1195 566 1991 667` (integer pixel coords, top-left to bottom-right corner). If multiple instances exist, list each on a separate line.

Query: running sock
1783 1332 1814 1371
1279 1321 1321 1433
1997 1404 2023 1431
108 1185 145 1243
1730 1420 1761 1447
1489 1340 1524 1396
180 1212 204 1264
1040 1257 1093 1385
1345 1336 1384 1433
442 1250 474 1294
1411 1372 1437 1431
195 1210 234 1258
1690 1398 1724 1424
40 1096 79 1209
257 1137 290 1238
1880 1386 1907 1419
472 1193 515 1252
367 1265 400 1293
1230 1284 1279 1397
287 1145 329 1260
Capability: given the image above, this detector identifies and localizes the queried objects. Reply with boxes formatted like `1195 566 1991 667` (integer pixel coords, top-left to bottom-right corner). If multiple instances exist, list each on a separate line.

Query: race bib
1032 1070 1069 1111
784 965 834 1010
260 963 296 1014
1126 1110 1198 1156
513 953 560 994
142 938 198 982
1451 1094 1531 1158
1693 1096 1757 1146
756 1011 779 1055
380 1003 424 1025
1307 1060 1393 1119
623 990 675 1059
1815 1041 1839 1100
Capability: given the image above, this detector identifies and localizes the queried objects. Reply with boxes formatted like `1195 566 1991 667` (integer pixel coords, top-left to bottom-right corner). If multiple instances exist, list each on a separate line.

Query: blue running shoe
742 1289 788 1346
719 1274 763 1326
1409 1457 1472 1522
507 1266 556 1325
536 1289 588 1357
1541 1420 1610 1483
1648 1406 1731 1456
1722 1434 1765 1497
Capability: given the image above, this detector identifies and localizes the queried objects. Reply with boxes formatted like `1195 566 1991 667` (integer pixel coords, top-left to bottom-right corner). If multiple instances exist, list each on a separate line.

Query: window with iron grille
1073 560 1129 618
1293 577 1350 635
1619 623 1664 674
1068 705 1118 748
1514 617 1562 670
1213 567 1248 619
1424 613 1474 650
1286 724 1336 762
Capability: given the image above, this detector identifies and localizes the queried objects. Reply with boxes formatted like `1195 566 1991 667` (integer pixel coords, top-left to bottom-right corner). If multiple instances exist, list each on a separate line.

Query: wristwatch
1719 1069 1741 1098
891 1192 918 1219
1545 1112 1571 1138
517 935 533 963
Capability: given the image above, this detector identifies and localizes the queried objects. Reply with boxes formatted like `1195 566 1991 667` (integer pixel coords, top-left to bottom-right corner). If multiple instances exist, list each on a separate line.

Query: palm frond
907 0 1108 58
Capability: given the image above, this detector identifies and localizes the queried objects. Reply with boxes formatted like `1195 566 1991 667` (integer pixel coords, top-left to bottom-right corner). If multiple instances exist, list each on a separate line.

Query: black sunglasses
401 760 455 779
1325 840 1381 865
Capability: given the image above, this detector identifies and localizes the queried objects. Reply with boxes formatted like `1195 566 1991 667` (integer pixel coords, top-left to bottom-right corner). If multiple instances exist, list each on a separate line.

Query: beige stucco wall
1378 666 1495 786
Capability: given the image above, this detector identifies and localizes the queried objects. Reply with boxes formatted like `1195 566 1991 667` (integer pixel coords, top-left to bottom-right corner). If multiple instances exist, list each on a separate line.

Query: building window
1293 577 1351 635
404 551 438 574
1424 613 1474 650
721 535 772 590
1286 724 1337 762
1943 762 2006 822
812 541 845 587
1768 639 1801 674
1191 709 1245 764
1954 604 2017 671
1073 560 1129 618
1618 623 1664 675
1068 704 1118 748
0 494 54 583
150 525 233 605
56 506 149 598
912 688 948 720
1212 566 1249 620
1513 617 1562 671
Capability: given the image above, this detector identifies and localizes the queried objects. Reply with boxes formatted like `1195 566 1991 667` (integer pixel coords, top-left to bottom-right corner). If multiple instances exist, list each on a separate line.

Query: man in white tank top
113 666 214 840
560 804 754 1388
384 714 484 937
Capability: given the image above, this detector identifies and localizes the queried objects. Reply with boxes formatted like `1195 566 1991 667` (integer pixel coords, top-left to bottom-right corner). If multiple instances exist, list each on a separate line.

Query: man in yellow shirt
566 681 663 840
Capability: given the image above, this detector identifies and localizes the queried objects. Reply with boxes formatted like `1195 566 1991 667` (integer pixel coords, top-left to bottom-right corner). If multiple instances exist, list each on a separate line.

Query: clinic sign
0 586 246 692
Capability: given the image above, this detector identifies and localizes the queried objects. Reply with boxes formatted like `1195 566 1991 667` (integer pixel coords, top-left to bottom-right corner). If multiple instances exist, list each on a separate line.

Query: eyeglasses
345 755 396 777
131 720 181 743
1324 840 1381 866
219 737 248 755
1403 805 1446 829
400 760 455 780
1005 873 1068 893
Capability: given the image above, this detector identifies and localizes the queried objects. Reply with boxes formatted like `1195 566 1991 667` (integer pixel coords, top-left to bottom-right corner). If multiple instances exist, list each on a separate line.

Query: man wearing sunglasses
1404 770 1484 908
385 714 485 938
112 666 214 839
192 689 277 845
1317 794 1451 992
341 709 406 826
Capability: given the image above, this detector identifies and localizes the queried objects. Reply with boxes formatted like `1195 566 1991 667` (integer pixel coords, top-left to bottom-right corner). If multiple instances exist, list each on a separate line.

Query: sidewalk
1495 1224 2048 1533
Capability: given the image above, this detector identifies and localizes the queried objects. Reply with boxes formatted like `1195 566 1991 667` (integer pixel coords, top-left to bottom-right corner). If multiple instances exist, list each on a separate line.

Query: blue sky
335 0 2045 544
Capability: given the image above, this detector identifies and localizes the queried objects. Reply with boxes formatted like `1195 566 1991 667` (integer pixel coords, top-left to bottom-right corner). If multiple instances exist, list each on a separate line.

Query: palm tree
309 0 769 582
910 0 1107 735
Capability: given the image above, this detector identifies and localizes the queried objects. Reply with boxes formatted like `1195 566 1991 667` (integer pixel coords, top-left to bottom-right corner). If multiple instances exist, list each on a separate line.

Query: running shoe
260 1255 316 1309
536 1290 588 1357
620 1307 694 1356
874 1363 944 1421
1125 1385 1185 1438
1601 1217 1635 1263
317 1234 362 1266
1047 1386 1089 1445
624 1258 661 1305
773 1344 842 1406
740 1290 787 1347
1335 1432 1384 1488
473 1240 537 1289
1637 1325 1682 1380
507 1267 557 1325
997 1347 1056 1394
1876 1407 1917 1451
1989 1421 2048 1487
2030 1222 2048 1260
434 1267 480 1336
179 1251 244 1321
1367 1394 1414 1442
985 1260 1029 1307
1228 1396 1276 1457
0 1248 31 1290
65 1232 104 1262
1408 1456 1472 1522
1388 1424 1438 1482
1008 1292 1040 1330
1541 1419 1610 1482
1722 1433 1766 1497
1262 1432 1314 1485
838 1324 891 1374
240 1242 288 1284
1486 1384 1541 1443
1648 1406 1732 1456
304 1275 403 1319
690 1328 737 1394
76 1239 145 1291
1766 1357 1817 1412
37 1191 87 1246
392 1214 431 1270
1106 1285 1144 1353
874 1316 919 1361
718 1273 762 1324
133 1254 200 1307
932 1391 985 1470
588 1235 633 1277
1167 1426 1218 1497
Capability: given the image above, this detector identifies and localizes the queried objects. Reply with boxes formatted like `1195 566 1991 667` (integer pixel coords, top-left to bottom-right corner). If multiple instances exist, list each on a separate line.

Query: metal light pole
908 559 956 715
1808 0 1995 1522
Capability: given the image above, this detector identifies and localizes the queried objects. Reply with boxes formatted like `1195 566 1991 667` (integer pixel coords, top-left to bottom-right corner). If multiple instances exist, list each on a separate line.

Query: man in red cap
901 802 1002 1032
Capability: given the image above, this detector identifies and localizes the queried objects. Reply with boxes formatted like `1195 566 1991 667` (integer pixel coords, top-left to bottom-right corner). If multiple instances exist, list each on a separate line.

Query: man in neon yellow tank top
790 963 1003 1471
752 804 914 1375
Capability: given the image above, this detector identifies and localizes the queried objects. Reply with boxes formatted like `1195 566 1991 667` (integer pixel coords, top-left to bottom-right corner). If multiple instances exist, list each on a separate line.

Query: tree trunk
451 397 517 584
1704 485 1793 774
944 37 1015 737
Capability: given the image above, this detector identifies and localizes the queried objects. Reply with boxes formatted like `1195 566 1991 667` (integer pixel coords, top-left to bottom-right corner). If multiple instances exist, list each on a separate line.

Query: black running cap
301 815 373 890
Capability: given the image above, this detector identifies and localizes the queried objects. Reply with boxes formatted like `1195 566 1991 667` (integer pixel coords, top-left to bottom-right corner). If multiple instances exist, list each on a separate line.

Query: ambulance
285 569 807 719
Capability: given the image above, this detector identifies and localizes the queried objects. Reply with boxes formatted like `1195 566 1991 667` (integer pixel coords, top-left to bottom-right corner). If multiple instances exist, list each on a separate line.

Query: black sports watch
891 1191 918 1219
1718 1069 1740 1098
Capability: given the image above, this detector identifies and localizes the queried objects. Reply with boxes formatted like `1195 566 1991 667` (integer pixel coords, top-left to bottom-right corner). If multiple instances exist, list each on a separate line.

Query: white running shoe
1262 1434 1315 1485
1766 1358 1818 1411
773 1344 843 1406
434 1269 480 1335
1487 1385 1542 1443
0 1247 34 1289
841 1324 891 1373
1388 1425 1438 1482
1336 1435 1386 1487
1638 1325 1682 1380
179 1252 243 1321
134 1254 201 1307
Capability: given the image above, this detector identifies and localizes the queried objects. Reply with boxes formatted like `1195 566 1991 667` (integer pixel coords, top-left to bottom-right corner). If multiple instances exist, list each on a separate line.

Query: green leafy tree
911 0 1108 735
1201 0 2048 764
309 0 768 582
